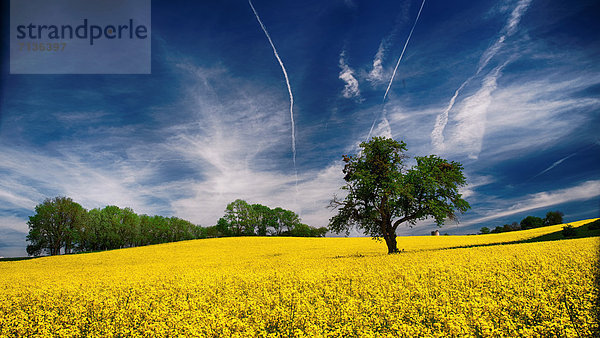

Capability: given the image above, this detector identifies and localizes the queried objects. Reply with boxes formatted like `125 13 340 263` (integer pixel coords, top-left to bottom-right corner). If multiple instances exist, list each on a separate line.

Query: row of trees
26 197 202 256
26 197 326 256
212 199 327 237
479 211 564 234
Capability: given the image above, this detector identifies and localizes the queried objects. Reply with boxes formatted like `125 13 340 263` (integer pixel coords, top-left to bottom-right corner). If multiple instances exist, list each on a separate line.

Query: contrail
248 0 298 187
431 0 532 151
382 0 426 102
533 153 577 178
530 142 597 180
367 0 426 140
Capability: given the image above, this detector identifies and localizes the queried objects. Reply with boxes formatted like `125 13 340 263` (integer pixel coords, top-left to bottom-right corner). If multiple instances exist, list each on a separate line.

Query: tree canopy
26 196 86 256
520 216 544 230
329 137 470 254
543 210 564 226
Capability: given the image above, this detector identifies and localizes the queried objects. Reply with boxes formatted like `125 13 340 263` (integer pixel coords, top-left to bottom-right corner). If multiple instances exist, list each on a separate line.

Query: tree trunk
384 234 399 254
380 215 399 254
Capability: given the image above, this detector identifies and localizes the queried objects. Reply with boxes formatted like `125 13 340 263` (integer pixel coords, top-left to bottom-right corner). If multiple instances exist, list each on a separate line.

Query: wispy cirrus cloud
447 60 509 159
431 0 533 152
1 0 598 257
367 42 387 84
0 146 163 215
163 62 345 226
477 76 600 160
460 180 600 227
338 51 362 101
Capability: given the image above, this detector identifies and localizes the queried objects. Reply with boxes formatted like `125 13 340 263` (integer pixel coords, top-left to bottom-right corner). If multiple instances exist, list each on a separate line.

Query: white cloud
447 62 507 159
0 61 349 243
163 63 347 226
459 175 495 199
171 163 344 227
0 58 351 244
426 71 600 161
477 76 600 159
338 51 362 101
0 146 161 214
368 42 386 84
0 215 29 233
369 114 393 140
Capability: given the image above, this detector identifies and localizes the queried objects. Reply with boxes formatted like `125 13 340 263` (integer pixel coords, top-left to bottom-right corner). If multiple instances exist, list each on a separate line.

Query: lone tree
328 137 470 254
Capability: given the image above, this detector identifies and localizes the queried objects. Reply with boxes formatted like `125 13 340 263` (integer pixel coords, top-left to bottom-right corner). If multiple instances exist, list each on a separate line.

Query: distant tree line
26 196 326 256
479 211 564 234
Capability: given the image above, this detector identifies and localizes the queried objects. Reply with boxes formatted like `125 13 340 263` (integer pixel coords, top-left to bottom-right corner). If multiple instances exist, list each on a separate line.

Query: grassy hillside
1 219 598 337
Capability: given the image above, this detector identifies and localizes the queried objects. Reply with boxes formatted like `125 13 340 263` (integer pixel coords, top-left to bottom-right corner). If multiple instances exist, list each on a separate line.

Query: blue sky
1 0 599 257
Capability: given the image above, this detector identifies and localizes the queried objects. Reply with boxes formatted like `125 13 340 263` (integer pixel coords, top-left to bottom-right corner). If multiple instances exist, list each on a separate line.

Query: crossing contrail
368 0 426 140
382 0 426 102
248 0 298 187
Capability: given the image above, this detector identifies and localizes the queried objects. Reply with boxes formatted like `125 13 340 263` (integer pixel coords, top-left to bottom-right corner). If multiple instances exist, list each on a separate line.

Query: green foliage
520 216 544 230
562 224 577 237
504 222 521 232
26 196 86 256
489 223 522 234
215 217 231 237
27 197 202 256
311 227 328 237
486 212 566 235
272 207 301 235
201 225 221 238
543 210 564 226
329 137 470 254
251 204 277 236
479 227 490 234
224 199 254 236
283 223 313 237
217 200 323 238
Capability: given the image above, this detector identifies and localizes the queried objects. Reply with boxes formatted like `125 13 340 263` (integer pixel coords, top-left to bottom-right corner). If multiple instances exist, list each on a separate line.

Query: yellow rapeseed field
1 219 598 337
